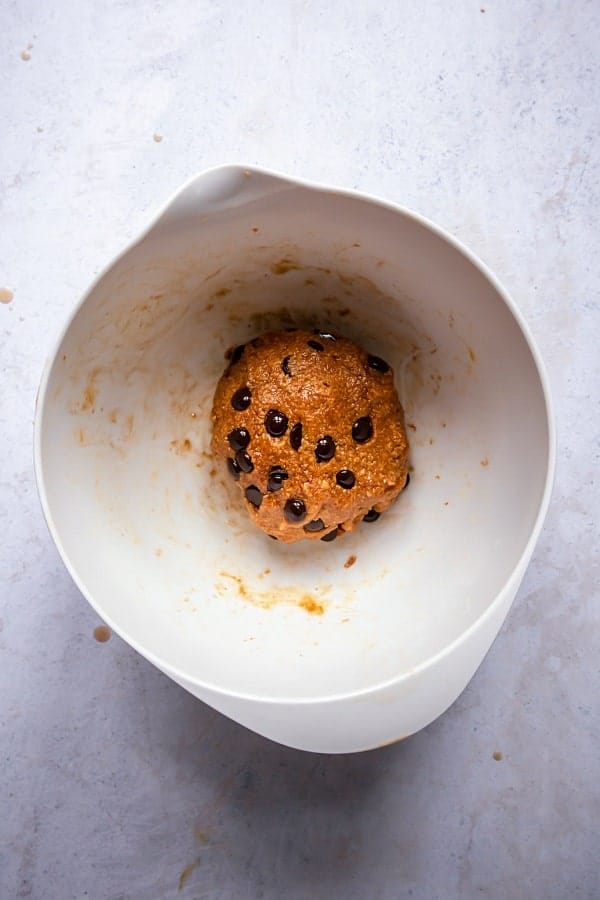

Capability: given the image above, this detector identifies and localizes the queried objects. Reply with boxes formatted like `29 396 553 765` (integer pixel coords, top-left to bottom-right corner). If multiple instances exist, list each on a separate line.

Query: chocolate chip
315 435 336 462
307 339 324 351
315 330 336 341
235 449 254 473
226 457 241 480
231 386 252 410
284 498 306 523
227 427 250 451
367 354 390 373
245 485 263 508
404 471 411 488
352 416 373 443
268 534 278 540
230 344 245 365
267 465 289 492
363 508 380 523
265 408 288 437
285 327 298 332
336 469 355 489
290 422 302 450
304 518 325 533
281 356 292 376
320 528 339 542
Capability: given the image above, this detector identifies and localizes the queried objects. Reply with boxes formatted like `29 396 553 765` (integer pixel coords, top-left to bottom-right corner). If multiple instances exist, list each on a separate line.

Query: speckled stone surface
1 2 598 898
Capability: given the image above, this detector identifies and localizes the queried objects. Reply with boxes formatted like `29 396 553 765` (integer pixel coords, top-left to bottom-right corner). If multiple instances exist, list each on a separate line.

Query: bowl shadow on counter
148 666 431 895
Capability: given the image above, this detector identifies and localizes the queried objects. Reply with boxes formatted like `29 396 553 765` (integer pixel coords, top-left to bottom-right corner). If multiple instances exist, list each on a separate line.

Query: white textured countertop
1 1 598 898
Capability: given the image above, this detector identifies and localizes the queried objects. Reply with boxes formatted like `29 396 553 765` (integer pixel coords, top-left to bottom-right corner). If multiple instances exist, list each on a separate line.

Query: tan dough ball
211 329 409 543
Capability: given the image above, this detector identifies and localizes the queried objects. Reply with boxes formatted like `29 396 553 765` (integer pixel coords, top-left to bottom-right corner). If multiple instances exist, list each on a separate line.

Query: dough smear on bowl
211 329 410 543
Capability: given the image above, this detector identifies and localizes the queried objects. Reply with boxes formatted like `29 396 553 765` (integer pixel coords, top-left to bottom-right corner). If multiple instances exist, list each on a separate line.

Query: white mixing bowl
34 165 554 753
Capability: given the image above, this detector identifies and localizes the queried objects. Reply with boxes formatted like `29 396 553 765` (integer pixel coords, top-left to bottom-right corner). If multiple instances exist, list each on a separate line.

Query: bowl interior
38 175 550 700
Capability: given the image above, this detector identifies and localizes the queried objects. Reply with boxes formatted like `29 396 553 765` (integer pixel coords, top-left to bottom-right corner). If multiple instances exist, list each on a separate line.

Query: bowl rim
33 163 557 706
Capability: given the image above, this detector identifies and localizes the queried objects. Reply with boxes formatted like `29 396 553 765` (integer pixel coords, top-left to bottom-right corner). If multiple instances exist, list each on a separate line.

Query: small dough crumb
21 50 31 61
153 133 163 143
0 288 14 304
93 625 111 643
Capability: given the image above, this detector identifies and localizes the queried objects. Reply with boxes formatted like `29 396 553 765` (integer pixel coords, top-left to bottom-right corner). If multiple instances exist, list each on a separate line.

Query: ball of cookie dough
211 329 410 543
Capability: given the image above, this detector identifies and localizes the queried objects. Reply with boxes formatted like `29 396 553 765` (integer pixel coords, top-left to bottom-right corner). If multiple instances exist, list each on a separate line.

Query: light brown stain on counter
178 862 197 891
